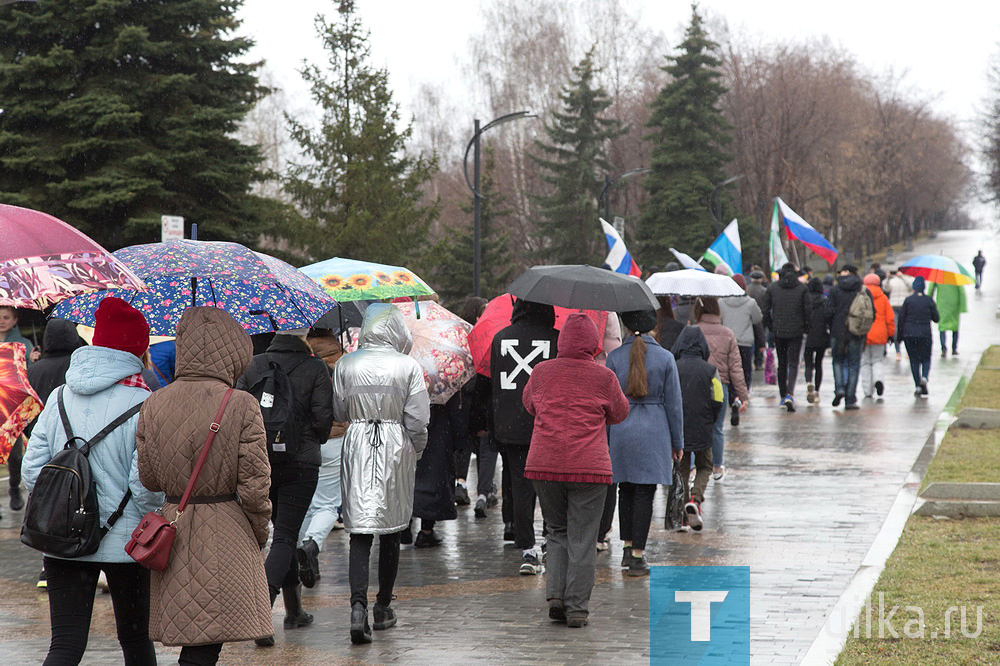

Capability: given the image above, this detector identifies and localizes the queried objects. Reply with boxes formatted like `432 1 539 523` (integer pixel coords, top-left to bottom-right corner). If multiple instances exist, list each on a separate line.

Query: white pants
298 436 344 551
860 345 885 397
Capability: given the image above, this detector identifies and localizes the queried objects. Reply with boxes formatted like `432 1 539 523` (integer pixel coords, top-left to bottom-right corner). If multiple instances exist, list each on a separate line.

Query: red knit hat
92 297 150 357
731 273 748 290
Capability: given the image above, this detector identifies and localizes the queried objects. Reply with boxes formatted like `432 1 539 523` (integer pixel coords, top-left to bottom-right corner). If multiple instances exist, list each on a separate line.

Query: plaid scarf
117 373 151 392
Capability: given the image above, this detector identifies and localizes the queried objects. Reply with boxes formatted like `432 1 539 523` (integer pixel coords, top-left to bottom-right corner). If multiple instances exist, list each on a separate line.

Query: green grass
839 347 1000 664
836 517 1000 665
919 346 1000 492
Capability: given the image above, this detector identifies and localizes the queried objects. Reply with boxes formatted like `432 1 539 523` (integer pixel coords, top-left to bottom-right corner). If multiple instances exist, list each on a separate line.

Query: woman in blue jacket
606 310 684 577
24 298 164 665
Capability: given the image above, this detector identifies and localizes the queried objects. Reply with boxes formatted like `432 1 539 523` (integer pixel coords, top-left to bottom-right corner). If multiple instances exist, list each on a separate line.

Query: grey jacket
719 295 763 347
333 304 430 535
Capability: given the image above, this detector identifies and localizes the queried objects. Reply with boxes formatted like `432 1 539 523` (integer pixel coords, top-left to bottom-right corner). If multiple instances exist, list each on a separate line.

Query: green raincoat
928 283 967 332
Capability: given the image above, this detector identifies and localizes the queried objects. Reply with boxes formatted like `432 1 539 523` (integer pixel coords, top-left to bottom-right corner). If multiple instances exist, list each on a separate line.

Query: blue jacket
606 335 684 484
24 346 164 563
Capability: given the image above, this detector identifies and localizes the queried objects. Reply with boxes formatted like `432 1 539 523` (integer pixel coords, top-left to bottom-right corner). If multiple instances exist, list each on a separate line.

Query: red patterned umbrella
0 342 42 463
0 204 146 309
467 294 608 377
394 301 474 405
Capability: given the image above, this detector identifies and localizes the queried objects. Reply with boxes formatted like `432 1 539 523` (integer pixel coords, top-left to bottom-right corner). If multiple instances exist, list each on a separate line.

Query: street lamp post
463 110 535 298
708 174 746 236
598 167 653 229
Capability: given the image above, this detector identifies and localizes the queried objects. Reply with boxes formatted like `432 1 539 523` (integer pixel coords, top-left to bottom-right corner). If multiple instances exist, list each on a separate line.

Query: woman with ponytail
605 310 684 576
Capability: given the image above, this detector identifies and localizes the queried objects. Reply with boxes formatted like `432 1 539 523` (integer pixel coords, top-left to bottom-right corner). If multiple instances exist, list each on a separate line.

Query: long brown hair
694 297 720 322
625 331 649 399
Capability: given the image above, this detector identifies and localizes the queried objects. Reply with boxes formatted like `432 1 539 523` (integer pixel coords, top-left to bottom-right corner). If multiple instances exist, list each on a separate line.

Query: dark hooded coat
672 327 724 452
762 269 810 338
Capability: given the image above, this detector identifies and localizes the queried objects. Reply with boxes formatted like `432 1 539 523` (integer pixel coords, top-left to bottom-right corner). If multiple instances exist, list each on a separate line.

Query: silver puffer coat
333 303 430 534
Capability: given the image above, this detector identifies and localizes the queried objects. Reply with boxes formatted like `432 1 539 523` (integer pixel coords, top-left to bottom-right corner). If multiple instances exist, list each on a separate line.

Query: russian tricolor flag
601 219 642 277
775 198 839 264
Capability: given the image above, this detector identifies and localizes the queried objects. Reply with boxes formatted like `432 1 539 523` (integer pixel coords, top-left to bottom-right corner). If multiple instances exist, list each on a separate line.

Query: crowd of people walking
0 247 984 663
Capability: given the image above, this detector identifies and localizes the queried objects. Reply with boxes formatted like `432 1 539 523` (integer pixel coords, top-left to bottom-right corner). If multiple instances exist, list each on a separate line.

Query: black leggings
178 643 223 666
804 347 825 391
598 483 617 541
349 532 402 609
265 464 319 598
42 557 155 666
618 483 657 551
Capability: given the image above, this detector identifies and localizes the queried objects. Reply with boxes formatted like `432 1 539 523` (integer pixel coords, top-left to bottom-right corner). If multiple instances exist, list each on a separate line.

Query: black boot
350 602 372 644
372 604 397 630
296 538 320 589
282 584 314 629
9 486 23 511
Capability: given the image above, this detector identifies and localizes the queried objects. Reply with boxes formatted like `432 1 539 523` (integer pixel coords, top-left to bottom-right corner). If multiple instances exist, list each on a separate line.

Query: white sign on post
161 215 184 242
613 216 625 239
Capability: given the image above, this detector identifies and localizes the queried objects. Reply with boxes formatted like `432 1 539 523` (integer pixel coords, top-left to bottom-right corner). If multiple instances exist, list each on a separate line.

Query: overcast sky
237 0 1000 223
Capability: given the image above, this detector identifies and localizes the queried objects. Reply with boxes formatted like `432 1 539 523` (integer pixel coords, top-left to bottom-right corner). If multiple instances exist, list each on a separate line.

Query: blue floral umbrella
52 242 336 335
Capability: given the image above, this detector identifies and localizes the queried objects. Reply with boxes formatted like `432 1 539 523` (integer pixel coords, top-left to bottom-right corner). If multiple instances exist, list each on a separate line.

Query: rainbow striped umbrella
899 255 975 286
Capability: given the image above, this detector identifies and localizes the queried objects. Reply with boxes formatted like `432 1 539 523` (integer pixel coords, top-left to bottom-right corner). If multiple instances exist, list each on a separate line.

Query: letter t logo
675 591 729 641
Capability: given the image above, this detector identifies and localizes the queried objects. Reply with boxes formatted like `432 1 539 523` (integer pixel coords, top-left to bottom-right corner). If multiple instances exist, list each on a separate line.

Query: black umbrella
507 265 658 312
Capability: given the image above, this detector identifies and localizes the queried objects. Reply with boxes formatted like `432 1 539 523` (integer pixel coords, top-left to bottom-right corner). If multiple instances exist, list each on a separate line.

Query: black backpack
20 387 142 558
246 355 308 464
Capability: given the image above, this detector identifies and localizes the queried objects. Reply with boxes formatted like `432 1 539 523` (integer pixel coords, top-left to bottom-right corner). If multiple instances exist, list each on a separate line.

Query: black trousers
500 450 513 524
8 435 23 490
804 347 826 391
504 446 538 549
349 532 401 608
178 643 223 666
265 464 319 597
598 483 617 541
774 336 803 398
738 345 753 393
617 483 657 551
42 557 155 666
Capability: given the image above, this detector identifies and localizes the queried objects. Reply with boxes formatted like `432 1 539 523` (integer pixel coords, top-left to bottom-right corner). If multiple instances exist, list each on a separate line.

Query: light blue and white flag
600 218 641 277
669 248 706 271
703 219 742 276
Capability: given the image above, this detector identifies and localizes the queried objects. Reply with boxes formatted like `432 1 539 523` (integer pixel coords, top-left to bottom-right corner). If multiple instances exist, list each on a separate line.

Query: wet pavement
0 230 997 665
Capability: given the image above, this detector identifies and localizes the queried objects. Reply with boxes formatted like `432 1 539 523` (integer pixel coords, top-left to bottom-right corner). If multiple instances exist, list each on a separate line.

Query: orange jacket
866 285 896 345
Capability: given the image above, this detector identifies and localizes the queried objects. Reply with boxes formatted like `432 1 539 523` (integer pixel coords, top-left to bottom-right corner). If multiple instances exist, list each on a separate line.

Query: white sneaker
97 571 110 594
712 466 727 482
596 540 609 552
684 501 703 531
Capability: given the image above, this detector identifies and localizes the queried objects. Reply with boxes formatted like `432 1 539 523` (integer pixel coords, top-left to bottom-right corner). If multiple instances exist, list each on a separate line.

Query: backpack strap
56 386 75 441
79 402 144 455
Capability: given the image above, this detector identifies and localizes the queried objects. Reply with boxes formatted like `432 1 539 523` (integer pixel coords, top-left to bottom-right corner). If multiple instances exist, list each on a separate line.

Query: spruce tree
0 0 275 248
531 48 624 265
640 5 731 260
284 0 437 266
428 146 515 308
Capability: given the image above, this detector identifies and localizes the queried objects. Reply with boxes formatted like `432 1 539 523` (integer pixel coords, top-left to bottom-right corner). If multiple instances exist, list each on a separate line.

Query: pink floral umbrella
0 343 42 463
0 204 145 309
389 301 475 405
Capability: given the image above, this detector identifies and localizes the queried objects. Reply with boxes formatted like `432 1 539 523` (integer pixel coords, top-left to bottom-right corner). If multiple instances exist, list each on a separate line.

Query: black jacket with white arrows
490 299 560 449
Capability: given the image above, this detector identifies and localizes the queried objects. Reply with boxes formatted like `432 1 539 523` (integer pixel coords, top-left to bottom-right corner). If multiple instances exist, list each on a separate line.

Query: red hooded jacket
522 313 630 484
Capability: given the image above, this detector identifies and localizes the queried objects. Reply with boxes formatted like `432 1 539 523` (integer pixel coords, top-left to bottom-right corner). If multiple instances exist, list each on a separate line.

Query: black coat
826 274 870 340
236 334 334 467
413 397 460 522
656 317 686 354
25 318 85 436
672 327 723 452
762 271 810 338
490 300 559 448
896 293 940 341
805 291 830 350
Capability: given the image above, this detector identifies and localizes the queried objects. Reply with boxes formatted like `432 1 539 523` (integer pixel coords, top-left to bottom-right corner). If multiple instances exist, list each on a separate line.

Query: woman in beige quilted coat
137 307 272 665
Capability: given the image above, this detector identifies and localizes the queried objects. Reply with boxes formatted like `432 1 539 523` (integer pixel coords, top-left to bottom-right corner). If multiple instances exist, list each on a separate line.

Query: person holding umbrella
929 279 966 357
522 314 629 627
895 277 939 396
605 310 683 576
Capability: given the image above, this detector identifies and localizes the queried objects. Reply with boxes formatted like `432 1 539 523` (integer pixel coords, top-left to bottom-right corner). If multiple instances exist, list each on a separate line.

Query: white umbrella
646 269 745 297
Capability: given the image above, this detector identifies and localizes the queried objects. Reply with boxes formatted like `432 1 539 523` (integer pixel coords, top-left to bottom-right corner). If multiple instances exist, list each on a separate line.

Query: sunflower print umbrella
0 342 42 463
300 258 434 302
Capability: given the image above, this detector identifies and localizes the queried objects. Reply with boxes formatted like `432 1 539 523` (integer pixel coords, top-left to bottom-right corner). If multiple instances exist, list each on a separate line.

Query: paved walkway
0 230 996 665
